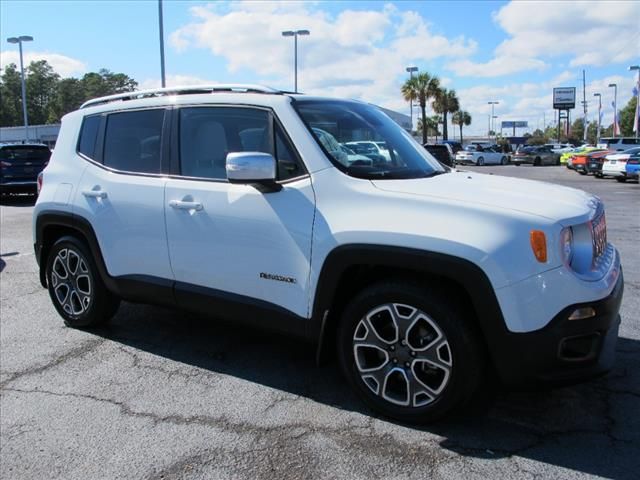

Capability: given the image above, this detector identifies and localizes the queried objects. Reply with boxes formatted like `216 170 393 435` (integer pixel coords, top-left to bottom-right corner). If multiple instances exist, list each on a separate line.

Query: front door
164 106 315 319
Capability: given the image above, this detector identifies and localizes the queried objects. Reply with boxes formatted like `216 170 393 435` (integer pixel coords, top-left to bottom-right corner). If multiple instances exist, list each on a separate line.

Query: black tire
337 281 487 423
578 170 587 175
615 177 627 183
46 236 120 328
500 156 507 165
595 172 603 178
477 157 484 166
533 157 541 166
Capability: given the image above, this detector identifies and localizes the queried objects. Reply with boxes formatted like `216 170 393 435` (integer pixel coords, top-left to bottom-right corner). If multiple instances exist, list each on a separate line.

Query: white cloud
168 0 477 110
447 1 640 78
493 1 639 67
0 51 87 77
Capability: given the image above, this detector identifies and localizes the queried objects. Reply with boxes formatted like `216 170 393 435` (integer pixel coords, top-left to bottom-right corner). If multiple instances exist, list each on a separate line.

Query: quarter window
77 115 101 160
103 109 164 174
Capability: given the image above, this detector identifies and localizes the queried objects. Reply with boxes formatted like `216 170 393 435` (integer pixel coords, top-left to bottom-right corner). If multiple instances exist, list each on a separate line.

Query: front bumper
602 168 624 177
492 269 624 388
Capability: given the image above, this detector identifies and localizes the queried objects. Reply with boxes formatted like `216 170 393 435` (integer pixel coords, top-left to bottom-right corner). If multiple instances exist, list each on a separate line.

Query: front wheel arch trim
312 245 509 367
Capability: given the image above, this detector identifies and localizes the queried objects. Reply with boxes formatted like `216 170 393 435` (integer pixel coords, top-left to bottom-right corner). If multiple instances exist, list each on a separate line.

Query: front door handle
169 199 203 211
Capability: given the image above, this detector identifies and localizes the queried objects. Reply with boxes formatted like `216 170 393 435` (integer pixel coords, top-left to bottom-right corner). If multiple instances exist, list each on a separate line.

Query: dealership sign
501 121 528 128
553 87 576 109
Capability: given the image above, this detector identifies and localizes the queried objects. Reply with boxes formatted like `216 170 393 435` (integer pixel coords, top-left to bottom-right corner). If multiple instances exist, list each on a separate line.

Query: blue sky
2 1 638 135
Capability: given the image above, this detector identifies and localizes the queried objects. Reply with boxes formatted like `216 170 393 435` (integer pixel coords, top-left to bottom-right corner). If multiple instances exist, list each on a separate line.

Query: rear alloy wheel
338 282 486 423
46 236 120 328
477 157 484 166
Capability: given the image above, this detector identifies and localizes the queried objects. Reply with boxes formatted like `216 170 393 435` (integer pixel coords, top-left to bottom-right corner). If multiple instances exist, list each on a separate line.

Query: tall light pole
630 65 640 141
158 0 166 88
282 29 310 93
6 35 33 141
405 66 418 130
593 93 602 145
488 101 499 138
608 83 618 137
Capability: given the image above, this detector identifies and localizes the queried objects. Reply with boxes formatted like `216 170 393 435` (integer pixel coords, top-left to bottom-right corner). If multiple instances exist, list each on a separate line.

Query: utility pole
282 30 310 93
593 93 602 145
6 35 33 141
406 66 418 131
158 0 166 88
582 70 587 143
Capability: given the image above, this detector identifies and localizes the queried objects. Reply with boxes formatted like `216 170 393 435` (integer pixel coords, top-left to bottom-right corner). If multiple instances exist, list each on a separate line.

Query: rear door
73 108 174 282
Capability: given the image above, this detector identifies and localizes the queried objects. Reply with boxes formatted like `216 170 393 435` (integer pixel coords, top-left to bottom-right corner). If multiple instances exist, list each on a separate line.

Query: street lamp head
593 93 601 97
281 31 295 37
406 66 418 73
629 65 640 71
7 36 32 43
488 101 499 105
608 83 616 88
296 30 310 36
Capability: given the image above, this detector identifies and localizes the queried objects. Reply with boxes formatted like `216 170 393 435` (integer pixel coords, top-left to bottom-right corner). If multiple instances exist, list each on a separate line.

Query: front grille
591 210 607 262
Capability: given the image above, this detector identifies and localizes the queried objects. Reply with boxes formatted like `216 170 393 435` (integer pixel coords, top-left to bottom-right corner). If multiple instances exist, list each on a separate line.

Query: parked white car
33 84 623 423
602 147 640 181
545 143 574 154
455 145 508 165
345 141 391 161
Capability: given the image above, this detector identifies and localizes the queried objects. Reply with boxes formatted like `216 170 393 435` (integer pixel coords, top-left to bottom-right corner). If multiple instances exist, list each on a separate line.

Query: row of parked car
423 141 566 167
564 137 640 183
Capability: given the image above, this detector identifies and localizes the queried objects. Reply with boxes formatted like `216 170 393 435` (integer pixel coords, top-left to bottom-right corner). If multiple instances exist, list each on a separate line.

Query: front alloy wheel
353 303 452 408
338 282 487 423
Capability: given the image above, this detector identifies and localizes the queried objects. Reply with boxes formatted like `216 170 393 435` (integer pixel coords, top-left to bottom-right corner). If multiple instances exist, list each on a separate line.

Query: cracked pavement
1 167 639 479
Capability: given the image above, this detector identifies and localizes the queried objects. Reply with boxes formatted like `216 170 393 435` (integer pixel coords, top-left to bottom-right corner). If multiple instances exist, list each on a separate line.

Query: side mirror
226 152 281 193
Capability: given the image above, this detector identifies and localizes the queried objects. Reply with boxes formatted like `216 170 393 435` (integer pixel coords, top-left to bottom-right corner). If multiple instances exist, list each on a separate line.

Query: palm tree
401 72 441 144
417 116 441 142
432 88 459 141
452 110 472 143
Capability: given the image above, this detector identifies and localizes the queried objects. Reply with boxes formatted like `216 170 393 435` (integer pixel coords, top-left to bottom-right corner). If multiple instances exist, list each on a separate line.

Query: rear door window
103 109 165 174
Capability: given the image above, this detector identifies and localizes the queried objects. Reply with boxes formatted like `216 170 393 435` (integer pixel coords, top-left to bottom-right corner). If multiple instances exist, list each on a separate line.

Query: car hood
372 170 597 225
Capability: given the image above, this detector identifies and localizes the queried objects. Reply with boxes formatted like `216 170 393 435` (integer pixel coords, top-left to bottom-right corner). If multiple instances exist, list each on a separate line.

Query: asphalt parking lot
1 165 638 480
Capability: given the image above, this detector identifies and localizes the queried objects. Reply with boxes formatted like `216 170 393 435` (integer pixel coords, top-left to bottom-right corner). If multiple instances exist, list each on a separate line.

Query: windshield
295 99 445 179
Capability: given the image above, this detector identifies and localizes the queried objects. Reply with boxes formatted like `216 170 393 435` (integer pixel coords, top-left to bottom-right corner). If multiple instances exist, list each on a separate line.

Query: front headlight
560 227 574 266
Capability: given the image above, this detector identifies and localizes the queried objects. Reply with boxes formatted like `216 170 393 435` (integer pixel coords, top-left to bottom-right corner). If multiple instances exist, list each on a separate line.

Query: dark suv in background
0 143 51 195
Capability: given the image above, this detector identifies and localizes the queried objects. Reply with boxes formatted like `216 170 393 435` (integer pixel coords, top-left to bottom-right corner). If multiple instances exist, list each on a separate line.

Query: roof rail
80 84 284 109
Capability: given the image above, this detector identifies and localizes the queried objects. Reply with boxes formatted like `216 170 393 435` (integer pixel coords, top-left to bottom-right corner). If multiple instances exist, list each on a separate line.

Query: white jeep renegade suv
33 85 623 422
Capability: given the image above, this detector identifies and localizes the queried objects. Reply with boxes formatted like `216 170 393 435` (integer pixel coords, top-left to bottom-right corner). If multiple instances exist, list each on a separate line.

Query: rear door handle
82 189 107 199
169 200 203 211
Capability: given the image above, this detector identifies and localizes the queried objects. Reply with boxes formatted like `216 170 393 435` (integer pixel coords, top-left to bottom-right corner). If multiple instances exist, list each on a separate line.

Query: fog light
568 307 596 320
